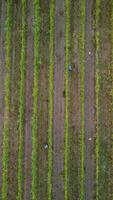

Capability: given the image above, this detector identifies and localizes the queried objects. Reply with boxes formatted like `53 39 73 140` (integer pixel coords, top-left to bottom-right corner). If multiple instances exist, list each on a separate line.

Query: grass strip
64 0 70 200
47 1 55 200
1 1 13 199
95 0 100 199
111 1 113 199
79 1 85 200
31 0 40 200
16 1 27 199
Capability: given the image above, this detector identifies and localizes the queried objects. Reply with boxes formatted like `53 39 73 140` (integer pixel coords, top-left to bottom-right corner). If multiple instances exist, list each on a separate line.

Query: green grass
47 0 55 200
111 1 113 199
1 1 13 199
79 1 85 200
64 0 70 200
16 1 27 199
95 0 100 199
31 0 40 200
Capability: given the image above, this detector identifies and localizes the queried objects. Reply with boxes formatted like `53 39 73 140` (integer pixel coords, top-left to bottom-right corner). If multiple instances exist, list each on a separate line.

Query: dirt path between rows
84 0 95 199
24 1 34 199
0 0 6 196
53 1 65 199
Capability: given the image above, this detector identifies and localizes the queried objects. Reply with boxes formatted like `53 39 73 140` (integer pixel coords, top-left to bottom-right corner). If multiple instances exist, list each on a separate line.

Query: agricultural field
0 0 113 200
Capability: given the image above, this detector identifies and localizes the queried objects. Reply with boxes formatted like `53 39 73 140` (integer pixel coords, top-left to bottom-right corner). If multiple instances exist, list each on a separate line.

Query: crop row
79 1 85 200
95 0 100 199
47 0 55 200
111 2 113 199
2 1 13 200
17 1 27 200
31 0 40 200
64 0 70 200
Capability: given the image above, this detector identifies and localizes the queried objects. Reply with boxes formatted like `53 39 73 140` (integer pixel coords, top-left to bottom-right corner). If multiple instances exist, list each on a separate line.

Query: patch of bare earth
84 0 95 199
38 1 50 199
53 1 65 199
23 1 34 199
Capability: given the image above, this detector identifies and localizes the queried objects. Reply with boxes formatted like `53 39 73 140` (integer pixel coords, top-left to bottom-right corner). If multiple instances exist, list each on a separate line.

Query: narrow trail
84 0 95 199
38 1 50 199
79 1 85 199
53 1 65 199
24 1 34 199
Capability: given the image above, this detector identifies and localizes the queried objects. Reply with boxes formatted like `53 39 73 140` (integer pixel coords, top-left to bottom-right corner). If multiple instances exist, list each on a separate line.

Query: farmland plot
0 0 113 200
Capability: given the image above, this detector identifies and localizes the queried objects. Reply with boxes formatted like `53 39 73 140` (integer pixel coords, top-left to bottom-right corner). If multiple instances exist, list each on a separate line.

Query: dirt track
53 1 65 199
84 0 95 199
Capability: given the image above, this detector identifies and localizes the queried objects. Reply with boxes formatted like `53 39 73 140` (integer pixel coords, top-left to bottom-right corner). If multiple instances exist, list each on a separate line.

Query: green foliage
79 1 85 200
64 0 70 200
2 1 13 200
31 1 40 200
111 1 113 199
47 1 55 200
16 1 27 200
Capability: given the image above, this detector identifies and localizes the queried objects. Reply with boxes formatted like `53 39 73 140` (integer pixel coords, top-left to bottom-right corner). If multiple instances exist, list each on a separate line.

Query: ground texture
0 0 113 200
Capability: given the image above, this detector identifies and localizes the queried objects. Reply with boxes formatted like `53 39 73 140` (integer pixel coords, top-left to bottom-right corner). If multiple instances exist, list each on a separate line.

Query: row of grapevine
31 0 40 200
2 1 13 200
111 1 113 199
17 0 27 199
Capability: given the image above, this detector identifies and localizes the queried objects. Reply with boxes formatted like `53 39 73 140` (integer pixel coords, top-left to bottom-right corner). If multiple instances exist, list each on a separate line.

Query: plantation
0 0 113 200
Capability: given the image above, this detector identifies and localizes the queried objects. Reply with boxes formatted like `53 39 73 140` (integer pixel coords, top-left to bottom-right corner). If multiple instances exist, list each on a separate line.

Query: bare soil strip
38 1 50 200
53 1 65 199
23 1 34 199
84 0 95 199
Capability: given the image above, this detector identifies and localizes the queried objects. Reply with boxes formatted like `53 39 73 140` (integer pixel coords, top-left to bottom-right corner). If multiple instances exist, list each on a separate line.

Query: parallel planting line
95 0 100 199
17 0 27 199
1 1 13 199
79 1 85 200
47 0 55 200
64 0 70 199
31 0 40 199
111 1 113 198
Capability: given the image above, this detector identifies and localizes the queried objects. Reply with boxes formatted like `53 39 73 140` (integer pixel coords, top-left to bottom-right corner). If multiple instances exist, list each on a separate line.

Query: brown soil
84 0 95 199
38 1 50 199
53 1 65 199
23 1 34 199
